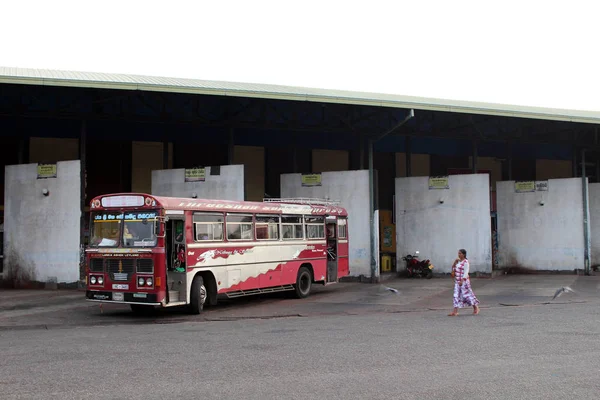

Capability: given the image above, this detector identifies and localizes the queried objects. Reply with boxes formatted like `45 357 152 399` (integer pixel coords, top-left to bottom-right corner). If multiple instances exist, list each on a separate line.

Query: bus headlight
138 277 145 286
90 276 97 285
146 277 153 287
97 276 104 285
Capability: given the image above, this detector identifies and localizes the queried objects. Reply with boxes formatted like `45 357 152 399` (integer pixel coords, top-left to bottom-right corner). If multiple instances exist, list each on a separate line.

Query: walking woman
449 249 480 316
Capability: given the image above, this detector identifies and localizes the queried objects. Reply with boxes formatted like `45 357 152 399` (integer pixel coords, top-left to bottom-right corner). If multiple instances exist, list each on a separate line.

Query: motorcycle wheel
426 270 433 279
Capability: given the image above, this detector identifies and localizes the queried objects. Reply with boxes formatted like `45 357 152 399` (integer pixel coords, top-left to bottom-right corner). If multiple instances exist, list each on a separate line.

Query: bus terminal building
2 67 600 287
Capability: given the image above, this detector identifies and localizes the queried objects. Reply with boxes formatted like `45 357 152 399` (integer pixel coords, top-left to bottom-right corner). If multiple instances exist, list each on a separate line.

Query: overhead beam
2 108 597 149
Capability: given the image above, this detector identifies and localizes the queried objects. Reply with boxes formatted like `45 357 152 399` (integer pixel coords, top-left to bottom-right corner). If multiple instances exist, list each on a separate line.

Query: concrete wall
588 183 600 267
151 165 244 201
280 170 374 278
497 178 584 271
469 156 502 191
3 160 81 284
395 174 492 274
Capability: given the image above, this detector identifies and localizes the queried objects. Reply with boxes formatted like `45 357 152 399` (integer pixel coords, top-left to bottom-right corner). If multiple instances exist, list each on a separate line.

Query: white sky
1 0 599 111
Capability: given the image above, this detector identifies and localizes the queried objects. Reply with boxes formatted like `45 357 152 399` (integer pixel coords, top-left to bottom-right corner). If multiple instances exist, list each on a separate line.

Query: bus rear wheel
294 266 312 299
189 275 206 315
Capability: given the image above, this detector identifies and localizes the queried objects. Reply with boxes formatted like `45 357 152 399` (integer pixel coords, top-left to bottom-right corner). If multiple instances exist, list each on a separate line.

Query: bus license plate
112 284 129 290
113 292 124 302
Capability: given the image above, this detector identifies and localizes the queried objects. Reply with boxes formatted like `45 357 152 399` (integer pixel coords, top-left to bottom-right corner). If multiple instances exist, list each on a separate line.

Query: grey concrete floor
0 275 599 399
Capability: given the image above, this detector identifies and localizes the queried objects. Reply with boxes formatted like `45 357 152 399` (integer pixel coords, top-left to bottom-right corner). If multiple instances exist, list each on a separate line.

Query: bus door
326 216 338 283
336 217 349 278
165 216 187 303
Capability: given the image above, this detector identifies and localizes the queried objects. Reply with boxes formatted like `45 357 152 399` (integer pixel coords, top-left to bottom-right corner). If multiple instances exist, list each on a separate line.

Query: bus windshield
90 211 123 247
123 211 158 247
90 210 158 247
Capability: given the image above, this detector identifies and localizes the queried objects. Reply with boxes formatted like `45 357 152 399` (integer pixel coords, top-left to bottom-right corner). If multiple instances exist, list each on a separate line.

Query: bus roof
90 193 348 217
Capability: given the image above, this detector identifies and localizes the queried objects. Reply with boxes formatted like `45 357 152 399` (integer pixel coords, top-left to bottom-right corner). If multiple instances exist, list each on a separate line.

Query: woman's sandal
448 312 458 316
473 306 480 315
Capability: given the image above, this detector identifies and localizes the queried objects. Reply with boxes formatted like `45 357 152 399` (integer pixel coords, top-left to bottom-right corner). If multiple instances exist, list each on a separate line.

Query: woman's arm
462 260 470 281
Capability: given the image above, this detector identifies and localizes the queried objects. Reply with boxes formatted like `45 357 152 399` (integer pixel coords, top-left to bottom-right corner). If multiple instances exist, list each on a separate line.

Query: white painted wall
497 178 585 271
280 170 375 278
151 165 244 201
3 161 81 284
395 174 492 274
587 183 600 267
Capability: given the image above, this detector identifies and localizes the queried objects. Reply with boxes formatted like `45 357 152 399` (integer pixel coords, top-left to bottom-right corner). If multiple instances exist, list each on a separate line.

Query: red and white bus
85 193 349 314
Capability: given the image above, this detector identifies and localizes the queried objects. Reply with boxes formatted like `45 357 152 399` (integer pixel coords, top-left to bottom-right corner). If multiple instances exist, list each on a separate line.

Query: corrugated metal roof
1 66 599 124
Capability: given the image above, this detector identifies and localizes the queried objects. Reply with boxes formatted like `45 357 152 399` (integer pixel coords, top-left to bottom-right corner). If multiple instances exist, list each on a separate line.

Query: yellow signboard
428 176 449 189
184 168 206 182
515 181 535 193
301 173 322 187
37 163 57 179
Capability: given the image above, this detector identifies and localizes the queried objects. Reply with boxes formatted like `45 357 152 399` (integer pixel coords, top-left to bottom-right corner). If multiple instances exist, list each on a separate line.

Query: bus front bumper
86 290 161 306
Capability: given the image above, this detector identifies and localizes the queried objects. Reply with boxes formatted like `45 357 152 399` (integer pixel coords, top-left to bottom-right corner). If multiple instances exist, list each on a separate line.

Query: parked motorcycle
402 251 434 279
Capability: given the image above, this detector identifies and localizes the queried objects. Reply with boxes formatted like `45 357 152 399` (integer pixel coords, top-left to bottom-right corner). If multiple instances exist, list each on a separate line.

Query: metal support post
368 138 376 282
507 141 513 181
582 149 591 275
359 135 365 169
405 136 412 177
472 140 478 173
573 146 578 177
368 109 414 282
79 120 87 283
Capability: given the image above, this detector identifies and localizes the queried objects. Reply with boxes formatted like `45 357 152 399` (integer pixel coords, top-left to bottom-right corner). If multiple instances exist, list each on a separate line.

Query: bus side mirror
154 220 164 237
155 216 169 238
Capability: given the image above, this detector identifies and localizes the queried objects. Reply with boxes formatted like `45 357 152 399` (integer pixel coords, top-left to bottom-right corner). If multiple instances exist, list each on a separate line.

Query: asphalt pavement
0 274 598 399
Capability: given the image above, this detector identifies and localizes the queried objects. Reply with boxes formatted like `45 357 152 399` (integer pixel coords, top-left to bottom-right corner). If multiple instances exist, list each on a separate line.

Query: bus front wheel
189 275 206 315
294 266 312 299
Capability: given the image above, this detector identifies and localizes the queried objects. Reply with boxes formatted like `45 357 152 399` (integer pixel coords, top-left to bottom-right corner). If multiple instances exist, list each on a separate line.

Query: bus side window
193 213 224 241
338 218 348 239
305 215 325 239
226 214 253 241
255 215 279 240
282 216 303 240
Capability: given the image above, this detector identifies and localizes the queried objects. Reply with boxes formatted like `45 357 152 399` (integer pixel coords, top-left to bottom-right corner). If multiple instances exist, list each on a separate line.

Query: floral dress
453 258 479 308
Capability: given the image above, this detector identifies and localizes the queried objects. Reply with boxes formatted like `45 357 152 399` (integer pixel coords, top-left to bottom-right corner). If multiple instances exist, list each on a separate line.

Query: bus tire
189 275 206 315
294 266 312 299
205 274 218 307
